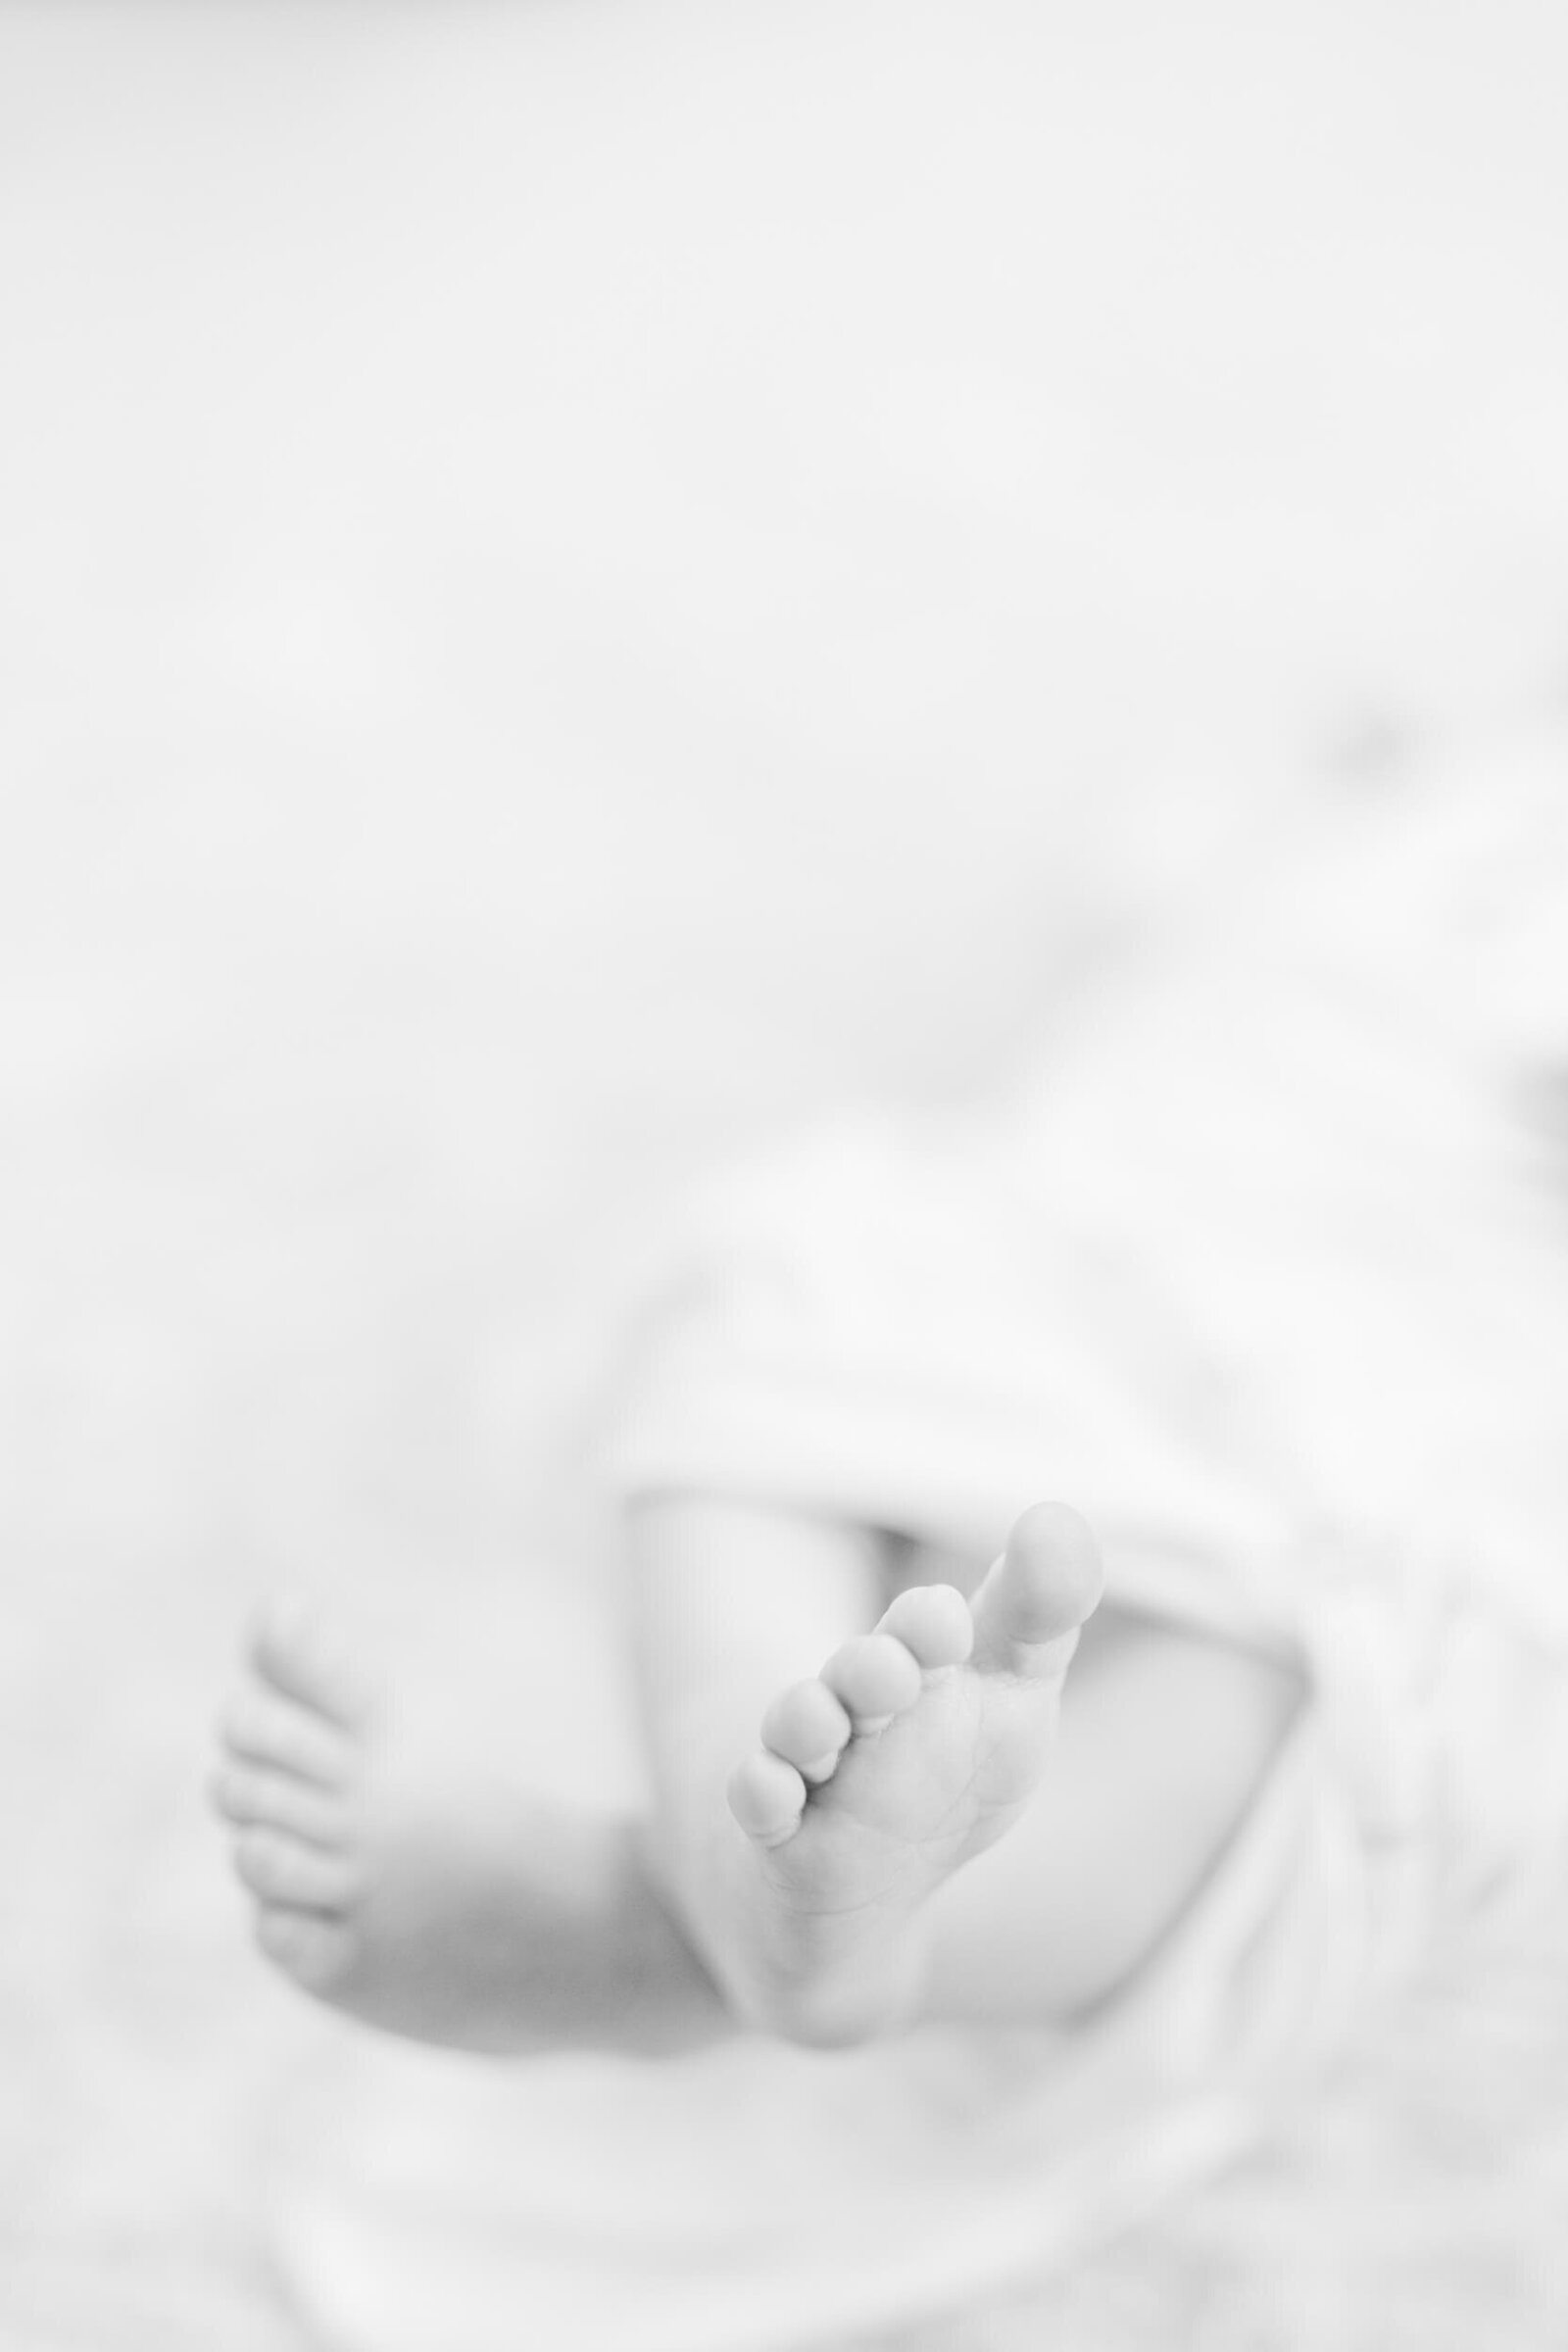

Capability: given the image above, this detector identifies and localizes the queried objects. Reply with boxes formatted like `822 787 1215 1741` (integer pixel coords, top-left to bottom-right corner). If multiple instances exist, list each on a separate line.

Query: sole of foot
724 1500 1103 2044
210 1598 384 2004
211 1597 602 2050
211 1595 733 2057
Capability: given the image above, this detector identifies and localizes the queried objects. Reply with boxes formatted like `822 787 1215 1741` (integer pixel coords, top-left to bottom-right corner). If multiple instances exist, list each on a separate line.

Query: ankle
606 1817 739 2053
755 1947 929 2049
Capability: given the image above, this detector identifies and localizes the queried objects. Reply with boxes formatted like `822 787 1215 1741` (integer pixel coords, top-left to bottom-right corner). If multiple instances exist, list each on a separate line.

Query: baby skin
210 1600 724 2056
212 1499 1300 2053
706 1504 1102 2042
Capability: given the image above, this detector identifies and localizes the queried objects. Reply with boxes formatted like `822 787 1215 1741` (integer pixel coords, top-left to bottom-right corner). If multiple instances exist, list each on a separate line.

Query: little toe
220 1685 356 1788
875 1584 974 1673
971 1502 1103 1680
760 1680 853 1783
232 1826 362 1910
821 1633 924 1733
728 1749 808 1848
250 1595 376 1731
208 1760 352 1848
255 1903 358 1989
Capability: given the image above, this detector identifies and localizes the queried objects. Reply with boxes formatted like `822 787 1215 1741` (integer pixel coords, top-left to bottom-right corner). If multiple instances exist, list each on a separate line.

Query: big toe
250 1594 377 1731
970 1502 1102 1678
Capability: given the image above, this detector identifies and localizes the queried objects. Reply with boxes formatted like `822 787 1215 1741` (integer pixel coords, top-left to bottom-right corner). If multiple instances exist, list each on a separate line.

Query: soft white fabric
270 1703 1361 2352
271 732 1568 2351
616 735 1568 1651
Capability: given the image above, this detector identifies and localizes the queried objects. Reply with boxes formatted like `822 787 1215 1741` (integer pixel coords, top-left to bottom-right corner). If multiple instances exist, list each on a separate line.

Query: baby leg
629 1495 1302 2046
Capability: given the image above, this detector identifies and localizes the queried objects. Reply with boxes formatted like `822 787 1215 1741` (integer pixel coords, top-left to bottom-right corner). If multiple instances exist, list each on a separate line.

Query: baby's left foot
210 1601 720 2055
724 1502 1102 2043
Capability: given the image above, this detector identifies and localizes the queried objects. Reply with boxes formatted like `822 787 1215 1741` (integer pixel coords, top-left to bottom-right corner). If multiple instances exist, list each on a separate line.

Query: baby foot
724 1502 1102 2043
210 1600 719 2054
211 1599 372 2002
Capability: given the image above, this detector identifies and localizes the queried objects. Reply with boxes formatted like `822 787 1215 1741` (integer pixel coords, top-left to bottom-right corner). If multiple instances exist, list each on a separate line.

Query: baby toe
220 1685 355 1788
727 1749 808 1848
255 1903 358 1989
875 1583 974 1673
971 1502 1104 1678
208 1761 351 1848
250 1595 376 1731
821 1633 923 1732
760 1679 853 1783
233 1826 361 1910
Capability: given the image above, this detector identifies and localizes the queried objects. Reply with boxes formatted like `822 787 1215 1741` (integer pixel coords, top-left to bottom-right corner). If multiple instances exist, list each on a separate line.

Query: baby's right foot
722 1503 1102 2044
210 1602 722 2055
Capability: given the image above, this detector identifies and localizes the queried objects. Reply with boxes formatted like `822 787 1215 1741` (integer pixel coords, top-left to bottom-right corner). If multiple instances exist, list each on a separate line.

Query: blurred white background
4 4 1568 2346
